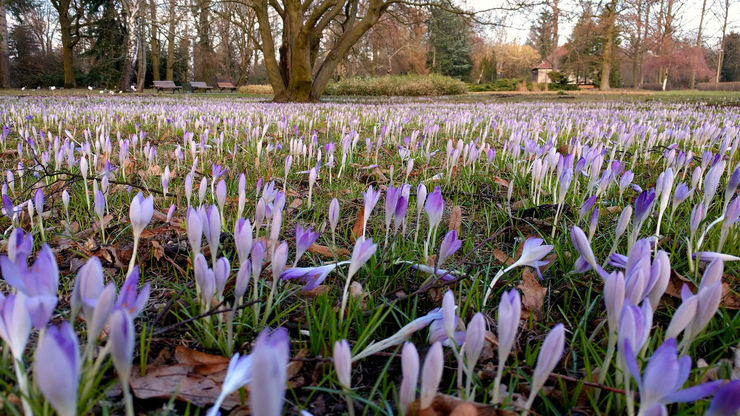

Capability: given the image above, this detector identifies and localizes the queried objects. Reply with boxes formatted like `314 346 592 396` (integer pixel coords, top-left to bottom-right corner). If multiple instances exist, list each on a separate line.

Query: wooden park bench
153 80 182 93
217 82 237 92
190 81 214 92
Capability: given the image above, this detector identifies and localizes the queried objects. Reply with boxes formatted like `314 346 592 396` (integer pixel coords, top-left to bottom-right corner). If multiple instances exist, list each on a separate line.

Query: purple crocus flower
524 323 565 411
419 342 443 409
202 205 221 261
7 228 33 265
250 327 290 416
634 189 656 226
511 237 553 279
129 192 154 239
34 322 79 416
672 183 691 211
1 244 59 329
34 188 44 217
0 292 32 359
578 195 597 223
362 186 381 235
234 218 253 265
624 338 721 415
692 251 740 262
109 308 135 387
437 230 461 268
347 236 377 280
424 186 445 229
333 339 352 389
329 198 340 233
399 342 419 416
295 224 320 265
187 207 203 258
281 264 337 292
706 380 740 416
207 352 254 416
571 226 606 277
114 266 150 318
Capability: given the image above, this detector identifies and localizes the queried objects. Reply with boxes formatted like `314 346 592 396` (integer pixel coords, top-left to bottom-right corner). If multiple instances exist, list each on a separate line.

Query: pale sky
466 0 739 48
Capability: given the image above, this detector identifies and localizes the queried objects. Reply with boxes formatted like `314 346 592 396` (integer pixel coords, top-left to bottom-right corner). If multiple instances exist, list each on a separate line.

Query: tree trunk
0 1 10 88
715 0 729 85
137 17 146 91
150 0 160 80
166 0 175 80
688 0 707 88
59 9 76 88
551 0 559 70
121 0 140 91
600 0 618 90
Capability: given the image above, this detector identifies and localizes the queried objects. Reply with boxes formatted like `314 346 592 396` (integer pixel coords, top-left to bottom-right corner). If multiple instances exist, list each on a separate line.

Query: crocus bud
187 207 203 257
34 188 44 218
333 340 352 389
528 324 565 406
185 173 193 206
234 218 253 265
497 289 520 367
251 241 265 278
604 272 625 334
463 313 486 369
94 190 105 221
329 198 340 233
88 283 116 344
616 205 632 239
62 190 70 213
250 328 289 416
419 341 443 409
416 184 427 216
347 236 377 280
0 292 32 359
166 204 176 223
235 260 251 300
272 241 288 281
399 342 419 415
216 179 227 210
109 308 134 383
198 177 208 206
129 193 154 239
690 203 705 234
424 186 444 228
214 257 230 299
437 230 461 267
203 205 221 259
207 353 254 416
34 322 80 416
442 290 456 340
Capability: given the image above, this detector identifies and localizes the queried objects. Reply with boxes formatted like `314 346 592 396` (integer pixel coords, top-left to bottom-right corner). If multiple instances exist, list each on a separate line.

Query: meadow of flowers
0 94 738 415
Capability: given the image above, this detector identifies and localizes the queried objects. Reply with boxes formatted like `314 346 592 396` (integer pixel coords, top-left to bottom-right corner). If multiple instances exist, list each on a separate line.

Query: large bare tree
240 0 486 101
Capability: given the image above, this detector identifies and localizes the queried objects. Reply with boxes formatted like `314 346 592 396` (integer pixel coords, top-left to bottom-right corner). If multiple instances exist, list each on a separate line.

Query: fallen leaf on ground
307 243 350 258
130 346 306 410
448 205 462 234
351 206 365 242
518 269 546 320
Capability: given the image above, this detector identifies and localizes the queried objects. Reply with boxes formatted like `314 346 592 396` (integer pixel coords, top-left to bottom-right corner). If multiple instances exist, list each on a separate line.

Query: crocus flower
623 338 721 415
34 322 80 416
424 186 444 230
511 237 553 279
419 341 443 409
333 339 352 389
280 264 338 292
492 289 520 403
362 185 381 236
114 266 150 318
399 342 419 416
463 312 486 372
329 198 340 240
692 251 740 262
250 327 290 416
571 225 605 277
295 224 319 265
234 218 253 265
203 205 221 263
128 192 154 272
340 236 377 319
634 189 656 227
436 230 461 268
166 204 176 223
705 380 740 416
214 257 230 300
185 173 193 207
0 292 32 360
187 207 203 258
524 324 565 412
109 308 135 399
234 260 251 300
352 309 443 361
7 228 32 265
1 244 59 329
207 353 254 416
